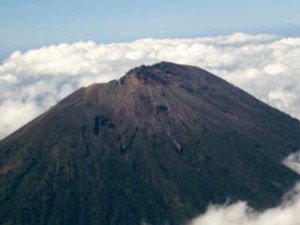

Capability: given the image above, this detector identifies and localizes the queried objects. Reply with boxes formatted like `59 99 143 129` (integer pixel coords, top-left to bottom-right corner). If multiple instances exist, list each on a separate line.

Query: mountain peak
120 61 184 85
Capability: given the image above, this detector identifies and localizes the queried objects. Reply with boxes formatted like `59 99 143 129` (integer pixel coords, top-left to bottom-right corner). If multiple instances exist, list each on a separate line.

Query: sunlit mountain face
0 62 299 225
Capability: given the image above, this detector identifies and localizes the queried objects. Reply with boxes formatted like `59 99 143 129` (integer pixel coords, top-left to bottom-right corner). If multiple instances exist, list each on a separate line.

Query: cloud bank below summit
189 154 300 225
1 33 300 138
189 185 300 225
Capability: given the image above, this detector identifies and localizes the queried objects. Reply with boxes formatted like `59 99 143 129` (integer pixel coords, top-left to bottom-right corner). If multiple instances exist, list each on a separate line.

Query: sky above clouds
1 0 300 52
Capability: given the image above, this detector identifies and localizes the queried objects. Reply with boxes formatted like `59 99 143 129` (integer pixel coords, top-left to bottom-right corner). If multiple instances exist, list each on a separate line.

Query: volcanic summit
0 62 299 225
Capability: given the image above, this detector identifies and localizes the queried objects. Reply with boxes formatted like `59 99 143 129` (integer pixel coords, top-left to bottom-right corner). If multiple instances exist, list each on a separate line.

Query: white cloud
283 151 300 174
188 153 300 225
188 189 300 225
0 101 42 138
1 33 300 139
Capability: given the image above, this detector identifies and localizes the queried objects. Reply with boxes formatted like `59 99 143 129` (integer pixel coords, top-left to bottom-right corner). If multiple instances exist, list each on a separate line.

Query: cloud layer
283 151 300 174
189 153 300 225
189 187 300 225
1 33 300 138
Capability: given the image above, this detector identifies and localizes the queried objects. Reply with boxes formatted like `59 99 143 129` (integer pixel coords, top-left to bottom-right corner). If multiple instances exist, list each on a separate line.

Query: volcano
0 62 299 225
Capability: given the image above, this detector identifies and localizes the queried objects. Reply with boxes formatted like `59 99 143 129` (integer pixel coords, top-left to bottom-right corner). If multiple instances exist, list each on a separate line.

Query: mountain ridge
0 62 299 225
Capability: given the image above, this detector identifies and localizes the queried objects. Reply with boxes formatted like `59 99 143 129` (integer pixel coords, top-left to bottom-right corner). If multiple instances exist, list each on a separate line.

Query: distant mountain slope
0 62 299 225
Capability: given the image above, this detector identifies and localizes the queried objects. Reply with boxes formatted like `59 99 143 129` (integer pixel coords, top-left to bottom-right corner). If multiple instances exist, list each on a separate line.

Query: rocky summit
0 62 300 225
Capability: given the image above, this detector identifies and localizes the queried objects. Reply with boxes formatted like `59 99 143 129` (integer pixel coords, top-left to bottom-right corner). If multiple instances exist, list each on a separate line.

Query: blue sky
1 0 300 54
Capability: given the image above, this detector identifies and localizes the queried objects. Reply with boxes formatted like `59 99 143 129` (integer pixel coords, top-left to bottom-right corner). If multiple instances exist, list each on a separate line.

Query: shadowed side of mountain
0 62 299 225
